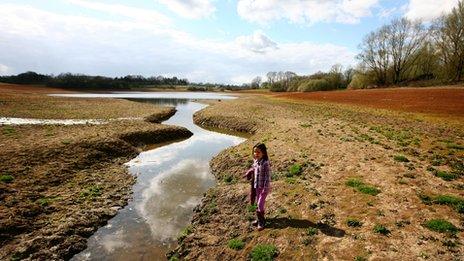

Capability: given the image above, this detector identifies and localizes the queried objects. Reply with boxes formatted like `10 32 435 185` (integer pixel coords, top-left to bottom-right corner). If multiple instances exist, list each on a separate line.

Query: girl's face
253 147 263 160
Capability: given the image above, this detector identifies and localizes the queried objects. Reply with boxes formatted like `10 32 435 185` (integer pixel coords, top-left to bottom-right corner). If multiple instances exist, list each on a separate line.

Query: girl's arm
243 167 254 180
262 161 271 187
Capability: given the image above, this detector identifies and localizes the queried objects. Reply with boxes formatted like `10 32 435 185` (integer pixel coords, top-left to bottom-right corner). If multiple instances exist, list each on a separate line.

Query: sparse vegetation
393 155 409 162
424 219 458 234
250 244 278 261
373 224 390 235
419 194 464 214
346 178 381 196
346 218 363 227
228 238 245 250
288 163 303 177
306 227 318 236
178 226 193 243
0 174 14 183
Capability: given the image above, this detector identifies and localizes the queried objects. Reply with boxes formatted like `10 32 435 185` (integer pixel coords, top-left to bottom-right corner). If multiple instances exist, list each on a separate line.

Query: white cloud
235 30 277 53
0 64 10 75
0 3 355 84
378 7 398 18
67 0 172 26
156 0 216 19
237 0 379 25
405 0 460 21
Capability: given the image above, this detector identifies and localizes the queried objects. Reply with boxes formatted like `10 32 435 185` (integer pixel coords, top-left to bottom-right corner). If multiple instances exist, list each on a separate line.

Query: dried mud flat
273 86 464 117
0 84 192 260
171 88 463 260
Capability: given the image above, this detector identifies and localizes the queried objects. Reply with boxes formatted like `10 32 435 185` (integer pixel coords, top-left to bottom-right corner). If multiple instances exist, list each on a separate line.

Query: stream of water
52 92 246 260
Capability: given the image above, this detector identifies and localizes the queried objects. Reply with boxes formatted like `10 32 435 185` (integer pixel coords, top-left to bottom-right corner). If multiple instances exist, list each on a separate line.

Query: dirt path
171 93 463 260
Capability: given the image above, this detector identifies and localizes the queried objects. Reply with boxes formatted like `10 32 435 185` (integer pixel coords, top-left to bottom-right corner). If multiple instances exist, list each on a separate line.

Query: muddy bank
0 110 192 260
170 95 463 260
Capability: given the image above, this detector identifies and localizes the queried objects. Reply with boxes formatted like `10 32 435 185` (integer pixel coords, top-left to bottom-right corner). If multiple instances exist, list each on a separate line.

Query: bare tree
432 0 464 82
284 71 297 90
356 26 390 85
266 72 277 85
251 76 262 89
387 18 426 84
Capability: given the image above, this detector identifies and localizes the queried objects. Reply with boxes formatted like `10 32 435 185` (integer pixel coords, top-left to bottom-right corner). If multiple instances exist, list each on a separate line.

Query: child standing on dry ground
243 143 271 231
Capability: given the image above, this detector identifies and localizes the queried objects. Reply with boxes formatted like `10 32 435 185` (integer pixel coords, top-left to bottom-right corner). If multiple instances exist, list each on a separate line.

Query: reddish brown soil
0 83 73 94
273 87 464 116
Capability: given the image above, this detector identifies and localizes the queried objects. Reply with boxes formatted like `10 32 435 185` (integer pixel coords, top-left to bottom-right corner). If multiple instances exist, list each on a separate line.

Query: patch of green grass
354 257 367 261
434 170 459 181
346 178 381 196
424 219 458 234
285 177 296 184
250 244 278 261
0 174 14 183
223 174 236 184
446 142 464 150
393 155 409 162
37 197 51 207
306 227 318 236
228 238 245 250
177 225 193 243
373 224 390 235
2 126 16 136
346 218 362 227
346 178 363 188
420 194 464 214
288 163 303 177
300 123 312 128
247 204 257 213
80 185 102 198
358 186 381 196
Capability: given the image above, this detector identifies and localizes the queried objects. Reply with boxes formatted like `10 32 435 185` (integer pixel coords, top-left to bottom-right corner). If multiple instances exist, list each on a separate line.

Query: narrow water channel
55 93 246 260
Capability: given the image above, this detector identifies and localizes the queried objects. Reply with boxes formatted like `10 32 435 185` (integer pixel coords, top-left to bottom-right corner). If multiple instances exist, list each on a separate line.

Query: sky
0 0 460 84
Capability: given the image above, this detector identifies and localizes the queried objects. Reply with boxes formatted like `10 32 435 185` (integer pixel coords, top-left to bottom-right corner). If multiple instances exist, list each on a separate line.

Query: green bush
348 73 375 89
250 244 278 261
228 238 245 250
424 219 458 233
298 79 331 92
269 82 286 92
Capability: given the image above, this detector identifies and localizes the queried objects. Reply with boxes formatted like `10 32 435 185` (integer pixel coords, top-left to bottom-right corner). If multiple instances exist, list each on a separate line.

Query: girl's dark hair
253 143 269 161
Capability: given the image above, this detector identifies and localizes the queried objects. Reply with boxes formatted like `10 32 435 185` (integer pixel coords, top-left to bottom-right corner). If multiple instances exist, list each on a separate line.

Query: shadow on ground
266 217 346 237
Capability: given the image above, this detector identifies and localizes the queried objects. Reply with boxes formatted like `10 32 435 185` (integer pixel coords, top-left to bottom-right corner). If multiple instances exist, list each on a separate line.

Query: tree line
0 71 189 89
255 0 464 92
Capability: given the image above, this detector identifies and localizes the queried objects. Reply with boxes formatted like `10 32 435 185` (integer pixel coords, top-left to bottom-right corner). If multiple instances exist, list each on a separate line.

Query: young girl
243 143 271 230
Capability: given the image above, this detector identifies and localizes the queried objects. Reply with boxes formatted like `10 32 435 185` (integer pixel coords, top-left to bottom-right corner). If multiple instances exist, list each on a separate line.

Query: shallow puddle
64 93 245 260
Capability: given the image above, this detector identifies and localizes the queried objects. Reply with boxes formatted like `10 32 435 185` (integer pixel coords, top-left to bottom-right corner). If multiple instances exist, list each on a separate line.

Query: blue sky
0 0 460 84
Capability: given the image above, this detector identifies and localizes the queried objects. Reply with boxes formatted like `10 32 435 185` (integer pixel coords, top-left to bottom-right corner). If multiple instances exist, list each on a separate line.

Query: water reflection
71 100 245 261
126 98 189 107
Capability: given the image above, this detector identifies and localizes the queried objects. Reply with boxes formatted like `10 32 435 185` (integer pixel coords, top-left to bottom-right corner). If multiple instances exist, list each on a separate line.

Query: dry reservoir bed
171 88 463 260
0 85 191 260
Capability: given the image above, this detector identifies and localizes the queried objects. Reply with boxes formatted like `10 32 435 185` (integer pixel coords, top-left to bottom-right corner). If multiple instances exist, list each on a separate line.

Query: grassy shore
0 84 192 260
171 91 463 260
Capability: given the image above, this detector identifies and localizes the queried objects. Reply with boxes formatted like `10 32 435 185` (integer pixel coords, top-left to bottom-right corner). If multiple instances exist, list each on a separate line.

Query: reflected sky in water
50 91 236 100
72 99 245 261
